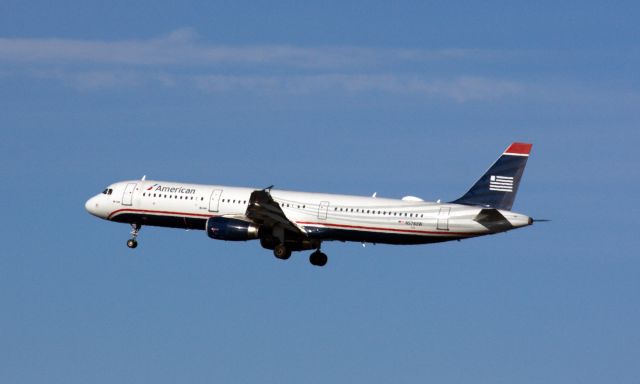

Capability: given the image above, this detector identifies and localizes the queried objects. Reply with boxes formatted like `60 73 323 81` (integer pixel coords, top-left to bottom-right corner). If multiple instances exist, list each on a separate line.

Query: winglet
504 142 532 156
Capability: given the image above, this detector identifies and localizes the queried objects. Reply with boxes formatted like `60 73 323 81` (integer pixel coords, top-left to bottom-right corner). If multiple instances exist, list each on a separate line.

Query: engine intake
206 217 259 241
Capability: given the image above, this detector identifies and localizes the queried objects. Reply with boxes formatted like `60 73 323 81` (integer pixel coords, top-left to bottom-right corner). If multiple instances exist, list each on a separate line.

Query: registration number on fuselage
399 220 423 227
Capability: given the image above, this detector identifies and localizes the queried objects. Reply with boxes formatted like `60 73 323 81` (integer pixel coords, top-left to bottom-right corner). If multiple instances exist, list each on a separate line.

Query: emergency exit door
209 189 223 212
318 201 329 220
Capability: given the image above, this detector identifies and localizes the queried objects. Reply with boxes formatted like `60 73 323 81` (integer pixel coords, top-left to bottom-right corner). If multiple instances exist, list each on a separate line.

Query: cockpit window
102 188 113 195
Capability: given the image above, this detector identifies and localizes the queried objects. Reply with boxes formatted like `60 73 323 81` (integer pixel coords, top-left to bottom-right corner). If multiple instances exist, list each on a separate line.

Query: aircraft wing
245 188 306 234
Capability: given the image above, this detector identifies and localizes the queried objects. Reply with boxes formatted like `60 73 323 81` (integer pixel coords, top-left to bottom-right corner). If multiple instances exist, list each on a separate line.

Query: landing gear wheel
127 223 141 249
309 251 328 267
273 244 291 260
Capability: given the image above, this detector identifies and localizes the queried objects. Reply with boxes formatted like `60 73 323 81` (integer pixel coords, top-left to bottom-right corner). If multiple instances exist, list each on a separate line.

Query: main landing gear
273 244 292 260
127 223 141 249
272 243 328 267
309 250 328 267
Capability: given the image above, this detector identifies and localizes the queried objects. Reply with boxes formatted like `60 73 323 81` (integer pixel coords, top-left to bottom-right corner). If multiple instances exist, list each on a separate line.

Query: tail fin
451 142 532 210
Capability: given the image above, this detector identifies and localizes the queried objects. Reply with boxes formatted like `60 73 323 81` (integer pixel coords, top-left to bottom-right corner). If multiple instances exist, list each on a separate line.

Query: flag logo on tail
489 175 514 192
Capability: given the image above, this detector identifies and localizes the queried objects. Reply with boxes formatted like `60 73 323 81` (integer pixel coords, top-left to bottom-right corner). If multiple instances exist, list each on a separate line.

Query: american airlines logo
146 183 196 194
489 175 514 192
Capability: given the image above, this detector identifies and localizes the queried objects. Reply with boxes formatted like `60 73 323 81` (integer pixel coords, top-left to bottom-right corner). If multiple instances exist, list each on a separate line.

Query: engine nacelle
206 217 259 241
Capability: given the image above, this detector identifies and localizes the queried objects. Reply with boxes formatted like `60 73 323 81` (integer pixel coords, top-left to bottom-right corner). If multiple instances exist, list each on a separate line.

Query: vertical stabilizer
451 143 532 210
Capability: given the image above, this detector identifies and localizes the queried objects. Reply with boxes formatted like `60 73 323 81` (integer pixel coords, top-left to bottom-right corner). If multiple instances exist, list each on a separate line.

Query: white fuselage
85 179 531 245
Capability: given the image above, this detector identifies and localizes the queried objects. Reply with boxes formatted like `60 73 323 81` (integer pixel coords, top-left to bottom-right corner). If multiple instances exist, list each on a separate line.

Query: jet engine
206 217 259 241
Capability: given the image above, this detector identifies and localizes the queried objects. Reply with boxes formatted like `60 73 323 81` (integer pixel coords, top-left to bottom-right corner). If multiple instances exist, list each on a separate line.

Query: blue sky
1 1 639 383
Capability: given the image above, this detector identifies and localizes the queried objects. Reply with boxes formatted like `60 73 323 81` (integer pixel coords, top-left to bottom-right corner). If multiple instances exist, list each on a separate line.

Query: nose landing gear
127 223 141 249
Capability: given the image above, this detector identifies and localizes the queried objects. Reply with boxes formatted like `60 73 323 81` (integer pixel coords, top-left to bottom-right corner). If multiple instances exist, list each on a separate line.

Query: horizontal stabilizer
474 209 513 232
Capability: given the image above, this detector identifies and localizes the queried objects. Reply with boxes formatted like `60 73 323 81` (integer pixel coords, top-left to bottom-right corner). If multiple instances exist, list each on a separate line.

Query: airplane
85 142 535 267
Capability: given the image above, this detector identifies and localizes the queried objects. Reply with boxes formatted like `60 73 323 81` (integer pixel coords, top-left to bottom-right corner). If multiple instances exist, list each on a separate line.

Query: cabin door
122 183 137 206
437 207 451 230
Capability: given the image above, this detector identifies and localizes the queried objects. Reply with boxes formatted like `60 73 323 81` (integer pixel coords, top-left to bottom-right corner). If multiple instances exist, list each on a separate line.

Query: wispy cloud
0 28 499 69
29 69 147 90
0 28 530 101
195 74 523 101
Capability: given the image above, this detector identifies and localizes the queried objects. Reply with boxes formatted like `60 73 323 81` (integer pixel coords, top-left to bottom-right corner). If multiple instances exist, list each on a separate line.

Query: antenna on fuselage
141 175 146 181
372 192 377 198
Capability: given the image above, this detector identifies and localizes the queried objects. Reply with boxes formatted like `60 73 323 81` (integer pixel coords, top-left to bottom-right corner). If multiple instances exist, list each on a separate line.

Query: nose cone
85 195 102 217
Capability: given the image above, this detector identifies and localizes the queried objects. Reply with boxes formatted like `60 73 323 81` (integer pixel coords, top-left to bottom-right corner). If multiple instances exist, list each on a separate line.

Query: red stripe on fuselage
108 208 214 220
108 211 482 238
296 221 479 237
